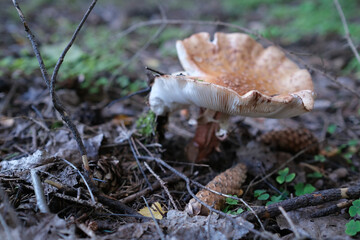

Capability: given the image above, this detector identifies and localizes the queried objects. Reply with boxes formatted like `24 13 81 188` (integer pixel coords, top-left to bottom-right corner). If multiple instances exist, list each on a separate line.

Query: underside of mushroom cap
149 74 314 118
149 32 315 118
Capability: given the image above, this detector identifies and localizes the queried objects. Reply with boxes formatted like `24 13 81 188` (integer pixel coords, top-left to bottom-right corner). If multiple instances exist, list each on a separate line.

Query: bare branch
144 162 178 210
30 169 50 213
334 0 360 65
278 207 301 239
10 0 97 171
50 0 98 97
59 158 96 204
242 185 360 222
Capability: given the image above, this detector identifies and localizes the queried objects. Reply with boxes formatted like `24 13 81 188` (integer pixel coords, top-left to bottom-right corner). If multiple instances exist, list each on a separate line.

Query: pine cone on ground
92 157 122 193
186 163 247 216
259 128 319 155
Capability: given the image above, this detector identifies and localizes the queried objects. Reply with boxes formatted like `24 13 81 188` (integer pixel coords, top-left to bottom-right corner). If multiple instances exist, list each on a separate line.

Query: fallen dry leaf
138 202 166 219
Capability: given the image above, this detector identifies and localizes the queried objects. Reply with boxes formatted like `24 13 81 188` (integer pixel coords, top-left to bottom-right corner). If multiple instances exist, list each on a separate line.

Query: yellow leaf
138 202 166 220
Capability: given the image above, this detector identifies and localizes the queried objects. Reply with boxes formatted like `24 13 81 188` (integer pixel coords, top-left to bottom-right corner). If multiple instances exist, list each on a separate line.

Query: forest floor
1 0 360 239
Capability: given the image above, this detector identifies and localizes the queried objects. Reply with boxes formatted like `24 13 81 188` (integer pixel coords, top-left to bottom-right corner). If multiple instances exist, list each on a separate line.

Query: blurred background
1 0 359 103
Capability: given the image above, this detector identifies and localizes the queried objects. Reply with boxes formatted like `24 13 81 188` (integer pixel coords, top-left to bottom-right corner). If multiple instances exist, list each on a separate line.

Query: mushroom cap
149 32 314 118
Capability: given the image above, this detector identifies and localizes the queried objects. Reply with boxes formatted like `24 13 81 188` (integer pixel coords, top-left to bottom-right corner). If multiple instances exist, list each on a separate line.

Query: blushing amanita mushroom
149 32 314 162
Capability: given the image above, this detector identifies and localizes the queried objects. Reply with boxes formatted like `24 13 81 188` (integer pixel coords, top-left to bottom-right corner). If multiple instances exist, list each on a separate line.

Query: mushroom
149 32 314 162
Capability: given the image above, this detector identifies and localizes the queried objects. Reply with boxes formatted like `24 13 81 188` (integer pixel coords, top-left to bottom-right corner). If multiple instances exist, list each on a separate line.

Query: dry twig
11 0 93 171
311 199 353 218
60 158 96 204
334 0 360 65
242 185 360 222
278 206 301 239
120 174 182 204
30 169 50 213
143 162 178 210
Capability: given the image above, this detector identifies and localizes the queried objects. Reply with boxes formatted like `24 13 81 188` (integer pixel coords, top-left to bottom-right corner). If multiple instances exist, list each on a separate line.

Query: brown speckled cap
149 32 314 118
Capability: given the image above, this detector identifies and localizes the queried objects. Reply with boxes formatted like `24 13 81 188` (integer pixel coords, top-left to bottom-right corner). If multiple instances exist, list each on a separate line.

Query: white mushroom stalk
149 32 315 161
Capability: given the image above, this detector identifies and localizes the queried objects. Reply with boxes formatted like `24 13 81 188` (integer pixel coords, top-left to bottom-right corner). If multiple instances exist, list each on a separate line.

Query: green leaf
349 200 360 217
276 175 285 184
327 124 337 134
278 167 289 176
223 205 230 213
257 193 270 201
348 139 358 147
294 183 316 196
285 173 296 183
307 172 323 179
225 196 239 205
314 155 326 162
266 195 283 206
345 220 360 236
236 208 244 214
254 189 266 197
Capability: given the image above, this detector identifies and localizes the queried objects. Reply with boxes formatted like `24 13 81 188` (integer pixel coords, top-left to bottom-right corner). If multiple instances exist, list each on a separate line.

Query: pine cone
186 163 247 216
259 128 319 154
92 157 122 193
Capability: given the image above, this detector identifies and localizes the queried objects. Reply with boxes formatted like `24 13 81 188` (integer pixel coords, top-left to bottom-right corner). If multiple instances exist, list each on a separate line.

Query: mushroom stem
186 109 230 162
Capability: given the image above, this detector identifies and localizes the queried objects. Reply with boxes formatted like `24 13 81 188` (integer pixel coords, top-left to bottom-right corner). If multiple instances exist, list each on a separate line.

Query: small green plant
346 220 360 236
306 171 323 179
345 200 360 236
136 111 156 137
266 194 285 206
294 183 316 196
349 200 360 217
276 167 296 184
314 154 326 162
254 189 270 201
223 195 244 215
327 124 337 134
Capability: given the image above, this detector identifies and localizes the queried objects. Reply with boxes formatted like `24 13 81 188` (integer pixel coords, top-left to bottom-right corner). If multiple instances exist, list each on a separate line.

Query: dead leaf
138 202 166 220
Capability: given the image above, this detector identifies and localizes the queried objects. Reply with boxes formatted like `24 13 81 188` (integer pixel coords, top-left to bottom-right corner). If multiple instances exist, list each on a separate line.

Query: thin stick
106 87 151 108
143 162 178 210
310 199 353 218
120 175 181 204
30 169 50 213
11 0 95 171
278 206 300 239
249 147 309 188
108 5 167 87
59 158 96 204
334 0 360 65
142 197 166 240
76 222 96 239
242 185 360 222
129 137 152 189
